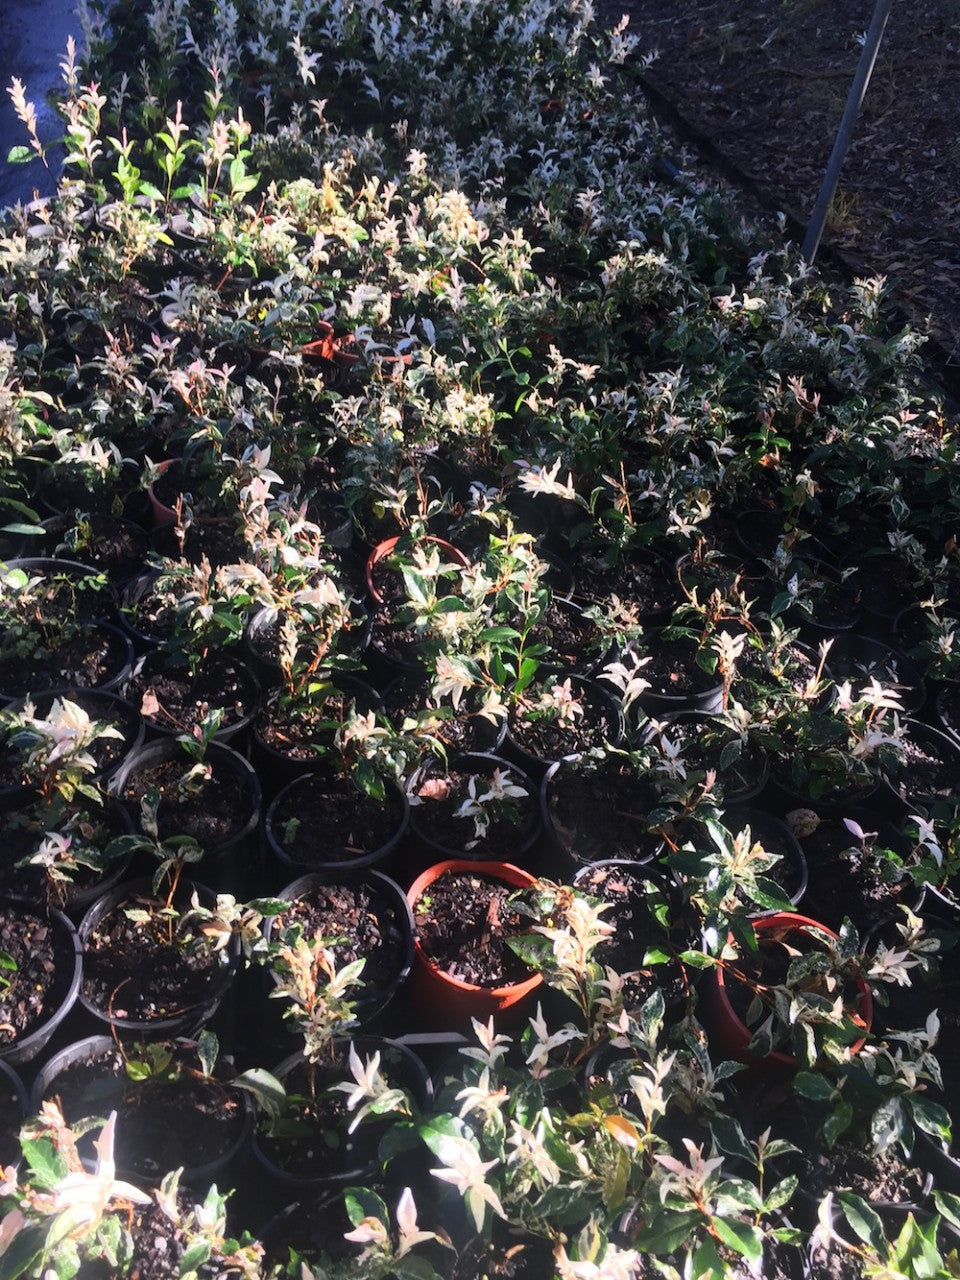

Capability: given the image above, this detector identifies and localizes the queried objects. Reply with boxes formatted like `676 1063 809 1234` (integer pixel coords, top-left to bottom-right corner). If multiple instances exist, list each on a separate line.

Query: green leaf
196 1029 218 1078
6 146 35 165
20 1137 68 1189
837 1191 886 1252
632 1209 694 1255
179 1241 212 1273
934 1190 960 1233
344 1186 389 1228
232 1068 286 1119
909 1095 952 1143
711 1114 752 1161
764 1174 799 1211
0 1220 48 1279
712 1218 763 1266
793 1070 836 1102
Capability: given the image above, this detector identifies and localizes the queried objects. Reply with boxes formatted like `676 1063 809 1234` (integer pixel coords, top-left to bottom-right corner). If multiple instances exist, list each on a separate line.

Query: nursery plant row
0 0 960 1275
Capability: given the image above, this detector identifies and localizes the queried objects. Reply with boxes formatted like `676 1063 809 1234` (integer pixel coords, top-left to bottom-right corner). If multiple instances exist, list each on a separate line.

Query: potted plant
406 859 542 1023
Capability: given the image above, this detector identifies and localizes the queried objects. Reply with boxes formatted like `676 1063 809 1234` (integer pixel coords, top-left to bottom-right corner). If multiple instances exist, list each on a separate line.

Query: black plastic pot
0 621 135 705
249 1037 432 1195
108 737 262 887
572 860 692 1016
120 649 261 749
14 514 152 586
631 630 725 717
0 791 136 916
0 896 83 1066
500 672 625 784
826 633 926 717
263 773 409 878
883 718 960 811
265 869 415 1024
3 685 145 788
77 876 241 1037
31 1033 254 1187
721 806 808 908
118 571 176 649
3 557 118 622
250 675 383 796
540 754 663 872
647 712 770 807
405 752 542 868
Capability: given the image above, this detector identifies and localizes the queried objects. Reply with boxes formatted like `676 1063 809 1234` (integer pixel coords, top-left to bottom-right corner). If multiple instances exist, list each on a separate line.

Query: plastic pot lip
713 911 874 1064
0 1057 27 1122
406 858 543 998
264 772 410 875
364 534 469 606
405 751 542 861
0 895 83 1066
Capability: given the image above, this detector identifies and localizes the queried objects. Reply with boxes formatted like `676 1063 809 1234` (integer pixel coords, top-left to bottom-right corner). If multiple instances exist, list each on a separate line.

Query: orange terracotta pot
708 911 873 1072
406 859 542 1026
365 535 469 606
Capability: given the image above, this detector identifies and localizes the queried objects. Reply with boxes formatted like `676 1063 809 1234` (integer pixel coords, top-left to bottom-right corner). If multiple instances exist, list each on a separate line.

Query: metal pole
801 0 894 264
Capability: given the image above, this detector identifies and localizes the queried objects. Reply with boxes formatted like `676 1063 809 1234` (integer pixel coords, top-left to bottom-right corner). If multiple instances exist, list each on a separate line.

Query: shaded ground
610 0 960 368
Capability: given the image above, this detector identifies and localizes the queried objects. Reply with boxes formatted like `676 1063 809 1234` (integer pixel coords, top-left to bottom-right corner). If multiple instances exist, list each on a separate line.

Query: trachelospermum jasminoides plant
0 1103 265 1278
0 696 128 902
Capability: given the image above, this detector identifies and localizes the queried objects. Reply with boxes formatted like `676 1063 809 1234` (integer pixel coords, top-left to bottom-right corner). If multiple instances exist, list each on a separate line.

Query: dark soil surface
453 1234 557 1280
125 654 258 736
81 1193 207 1279
534 599 610 673
270 880 409 996
546 758 662 866
82 891 230 1022
887 725 960 804
640 635 720 700
118 754 253 848
269 778 405 864
0 625 128 700
0 691 140 786
0 903 74 1048
650 718 768 802
381 676 501 755
507 677 619 763
798 1139 930 1205
41 1043 247 1180
570 549 678 620
408 758 539 859
253 685 374 762
413 871 534 987
0 802 129 908
799 816 919 932
614 0 960 364
30 514 151 583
